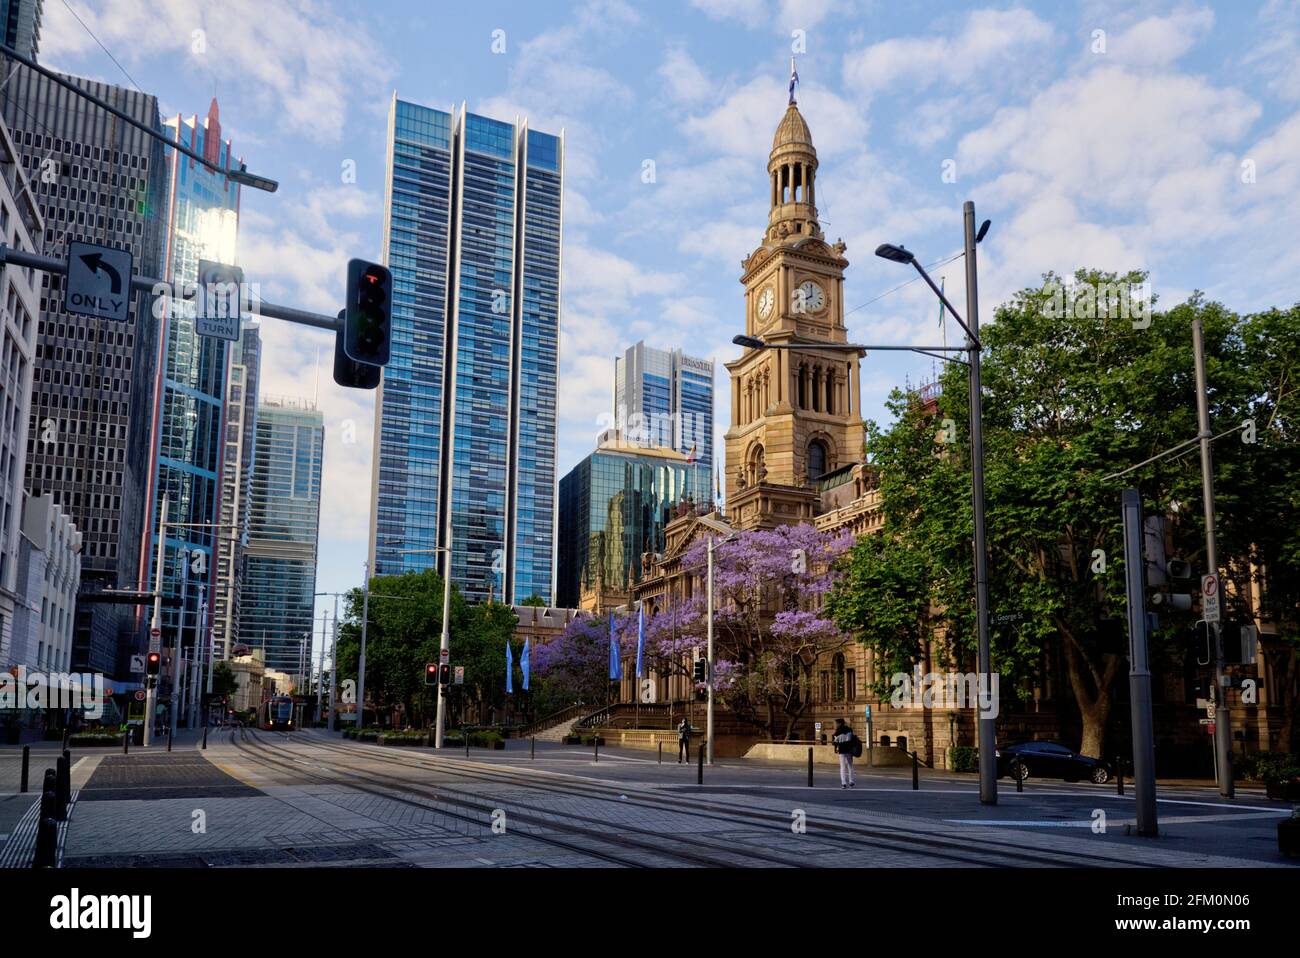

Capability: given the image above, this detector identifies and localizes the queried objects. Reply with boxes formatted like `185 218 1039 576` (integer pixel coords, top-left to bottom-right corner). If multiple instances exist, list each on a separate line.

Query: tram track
247 730 1150 868
230 729 809 868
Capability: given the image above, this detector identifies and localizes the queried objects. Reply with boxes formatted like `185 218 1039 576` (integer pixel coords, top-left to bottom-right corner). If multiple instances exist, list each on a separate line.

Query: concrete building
0 0 41 63
369 96 563 604
10 491 81 672
238 396 323 675
0 68 169 678
0 110 40 669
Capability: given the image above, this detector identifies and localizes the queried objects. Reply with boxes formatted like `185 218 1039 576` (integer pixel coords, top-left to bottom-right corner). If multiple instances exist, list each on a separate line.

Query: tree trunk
1061 633 1122 759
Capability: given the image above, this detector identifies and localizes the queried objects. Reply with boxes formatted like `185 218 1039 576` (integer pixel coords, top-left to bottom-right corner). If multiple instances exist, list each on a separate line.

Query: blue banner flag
521 638 530 691
505 639 514 694
609 613 621 680
635 604 646 678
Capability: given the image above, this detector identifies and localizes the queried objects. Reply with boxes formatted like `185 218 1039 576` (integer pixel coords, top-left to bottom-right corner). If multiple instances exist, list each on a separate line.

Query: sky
36 0 1300 668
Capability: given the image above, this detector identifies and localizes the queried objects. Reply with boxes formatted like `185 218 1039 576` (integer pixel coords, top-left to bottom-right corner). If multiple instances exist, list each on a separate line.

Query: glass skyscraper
613 342 715 474
557 440 712 609
369 96 562 604
239 396 323 675
140 99 240 666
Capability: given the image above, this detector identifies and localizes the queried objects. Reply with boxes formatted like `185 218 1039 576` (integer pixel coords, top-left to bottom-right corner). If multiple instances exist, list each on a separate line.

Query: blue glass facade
143 102 239 657
613 343 715 474
557 444 712 608
239 398 323 675
371 98 562 604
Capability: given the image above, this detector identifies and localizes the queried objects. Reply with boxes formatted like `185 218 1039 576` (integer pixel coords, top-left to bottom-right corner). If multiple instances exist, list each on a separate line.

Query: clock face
757 286 775 320
795 280 826 313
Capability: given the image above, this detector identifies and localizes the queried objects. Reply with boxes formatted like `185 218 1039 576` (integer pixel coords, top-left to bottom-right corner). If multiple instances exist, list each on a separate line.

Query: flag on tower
686 443 697 464
789 57 799 104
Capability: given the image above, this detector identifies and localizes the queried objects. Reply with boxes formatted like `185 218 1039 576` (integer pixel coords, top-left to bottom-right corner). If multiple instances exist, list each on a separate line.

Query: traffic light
333 311 381 390
425 663 438 686
1149 556 1195 611
439 663 451 686
693 659 706 683
344 259 392 366
146 651 161 676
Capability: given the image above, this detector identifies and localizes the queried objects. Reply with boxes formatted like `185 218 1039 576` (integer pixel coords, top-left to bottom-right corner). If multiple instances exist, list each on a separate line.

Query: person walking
832 718 859 788
677 717 692 764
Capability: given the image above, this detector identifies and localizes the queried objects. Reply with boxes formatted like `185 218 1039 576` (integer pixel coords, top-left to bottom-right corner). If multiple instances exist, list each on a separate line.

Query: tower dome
765 101 821 243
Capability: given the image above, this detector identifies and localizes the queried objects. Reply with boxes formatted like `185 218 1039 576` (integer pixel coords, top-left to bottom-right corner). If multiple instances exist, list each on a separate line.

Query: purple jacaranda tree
669 523 855 741
531 612 631 710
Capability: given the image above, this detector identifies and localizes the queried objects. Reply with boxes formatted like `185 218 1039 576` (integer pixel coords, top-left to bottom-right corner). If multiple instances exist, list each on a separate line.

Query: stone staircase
534 716 582 742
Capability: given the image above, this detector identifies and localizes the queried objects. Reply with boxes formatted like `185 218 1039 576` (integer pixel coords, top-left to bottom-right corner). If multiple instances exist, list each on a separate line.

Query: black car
995 741 1112 784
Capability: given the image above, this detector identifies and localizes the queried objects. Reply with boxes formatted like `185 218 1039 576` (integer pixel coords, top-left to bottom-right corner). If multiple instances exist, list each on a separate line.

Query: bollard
1117 756 1124 796
1014 759 1023 792
465 732 470 758
658 741 663 764
167 724 172 752
123 729 129 754
808 746 814 787
62 728 69 751
593 735 599 763
55 755 70 820
20 745 30 793
202 724 208 750
40 769 57 820
911 750 919 791
697 738 705 785
33 815 58 868
531 736 535 760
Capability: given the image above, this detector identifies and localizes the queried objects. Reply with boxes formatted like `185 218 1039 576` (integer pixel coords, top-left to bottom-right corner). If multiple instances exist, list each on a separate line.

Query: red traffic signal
425 663 438 687
146 651 161 676
439 663 451 685
344 259 392 367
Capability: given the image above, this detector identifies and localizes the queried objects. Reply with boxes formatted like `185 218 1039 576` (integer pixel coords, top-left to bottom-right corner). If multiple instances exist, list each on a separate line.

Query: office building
0 0 41 63
238 396 323 675
139 98 241 670
212 324 260 662
369 96 563 604
613 342 714 473
1 69 168 677
0 111 40 667
556 438 711 610
10 491 81 672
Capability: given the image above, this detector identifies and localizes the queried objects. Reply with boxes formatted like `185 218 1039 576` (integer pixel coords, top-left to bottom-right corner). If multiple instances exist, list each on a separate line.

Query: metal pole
965 200 997 805
316 608 326 723
145 497 168 748
807 746 814 787
328 594 339 732
697 737 705 784
20 745 29 792
1121 488 1159 836
1192 318 1234 799
435 534 453 748
357 562 370 731
706 537 715 765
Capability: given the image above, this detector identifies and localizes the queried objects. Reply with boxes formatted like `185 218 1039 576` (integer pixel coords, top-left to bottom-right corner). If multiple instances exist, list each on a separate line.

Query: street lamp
875 200 996 805
695 513 734 765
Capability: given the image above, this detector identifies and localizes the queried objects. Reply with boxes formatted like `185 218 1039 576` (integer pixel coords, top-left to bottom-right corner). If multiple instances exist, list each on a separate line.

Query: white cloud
1102 8 1215 66
842 8 1056 100
40 0 391 143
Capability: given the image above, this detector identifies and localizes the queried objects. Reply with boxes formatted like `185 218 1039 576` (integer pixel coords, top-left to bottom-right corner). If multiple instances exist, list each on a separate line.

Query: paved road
10 728 1284 869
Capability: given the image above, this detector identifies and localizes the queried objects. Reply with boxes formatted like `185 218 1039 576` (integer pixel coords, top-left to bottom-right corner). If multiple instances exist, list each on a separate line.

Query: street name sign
66 241 132 322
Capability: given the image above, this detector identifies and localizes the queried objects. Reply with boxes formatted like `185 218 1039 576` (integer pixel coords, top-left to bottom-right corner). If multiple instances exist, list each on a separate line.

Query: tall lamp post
695 514 735 765
734 201 996 803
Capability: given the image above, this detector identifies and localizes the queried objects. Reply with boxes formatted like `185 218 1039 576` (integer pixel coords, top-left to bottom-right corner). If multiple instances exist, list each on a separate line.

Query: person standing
832 718 858 788
677 717 692 763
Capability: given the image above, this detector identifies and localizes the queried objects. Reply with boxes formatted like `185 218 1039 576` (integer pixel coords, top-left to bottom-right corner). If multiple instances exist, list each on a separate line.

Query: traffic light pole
1121 489 1159 836
435 535 454 748
144 497 168 748
706 536 715 766
357 563 371 732
0 245 343 333
329 593 339 732
1192 319 1234 798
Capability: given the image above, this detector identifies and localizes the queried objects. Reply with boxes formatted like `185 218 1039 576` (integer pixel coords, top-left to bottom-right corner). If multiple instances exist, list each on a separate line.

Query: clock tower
723 92 864 530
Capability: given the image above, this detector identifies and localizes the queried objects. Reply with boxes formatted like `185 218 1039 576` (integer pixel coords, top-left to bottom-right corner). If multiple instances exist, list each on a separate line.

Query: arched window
807 440 827 481
833 652 846 701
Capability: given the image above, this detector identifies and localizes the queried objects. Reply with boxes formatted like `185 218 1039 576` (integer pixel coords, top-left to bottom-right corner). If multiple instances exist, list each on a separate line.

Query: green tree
209 661 238 699
829 272 1299 758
